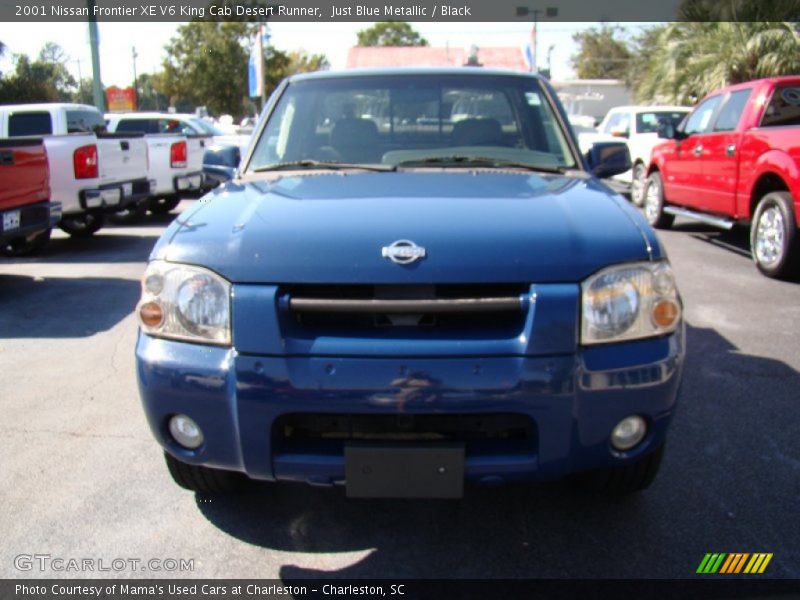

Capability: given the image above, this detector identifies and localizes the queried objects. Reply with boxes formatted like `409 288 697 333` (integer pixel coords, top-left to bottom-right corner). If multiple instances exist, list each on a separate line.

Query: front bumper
136 326 685 486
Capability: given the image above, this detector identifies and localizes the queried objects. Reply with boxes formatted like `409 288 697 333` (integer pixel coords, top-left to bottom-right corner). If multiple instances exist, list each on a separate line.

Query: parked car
0 137 60 255
105 113 206 215
0 103 150 236
645 76 800 279
135 68 684 498
580 106 690 204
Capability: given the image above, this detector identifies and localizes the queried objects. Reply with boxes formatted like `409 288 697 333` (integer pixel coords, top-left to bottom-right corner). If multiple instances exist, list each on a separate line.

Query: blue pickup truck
135 69 684 498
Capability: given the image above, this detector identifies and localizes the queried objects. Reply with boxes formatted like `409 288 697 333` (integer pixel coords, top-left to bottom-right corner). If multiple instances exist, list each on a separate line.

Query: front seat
330 118 380 163
451 118 504 147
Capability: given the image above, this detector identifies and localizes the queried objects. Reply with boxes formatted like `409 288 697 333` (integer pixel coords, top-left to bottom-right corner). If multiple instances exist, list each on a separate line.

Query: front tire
643 171 674 229
59 213 105 237
164 452 244 493
750 191 800 279
574 444 665 495
630 162 647 207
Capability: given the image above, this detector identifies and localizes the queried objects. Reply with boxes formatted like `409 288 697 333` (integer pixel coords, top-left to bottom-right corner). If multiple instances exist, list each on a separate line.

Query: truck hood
156 172 656 284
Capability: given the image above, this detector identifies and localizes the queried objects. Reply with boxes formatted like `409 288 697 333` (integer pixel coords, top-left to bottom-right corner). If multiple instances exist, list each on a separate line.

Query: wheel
574 444 665 495
2 228 51 257
643 171 674 229
59 213 105 237
630 162 647 207
109 201 148 224
164 452 244 493
148 195 181 215
750 191 800 279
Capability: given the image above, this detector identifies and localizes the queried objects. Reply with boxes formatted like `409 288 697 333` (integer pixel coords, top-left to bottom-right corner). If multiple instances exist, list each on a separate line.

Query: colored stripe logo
697 553 773 574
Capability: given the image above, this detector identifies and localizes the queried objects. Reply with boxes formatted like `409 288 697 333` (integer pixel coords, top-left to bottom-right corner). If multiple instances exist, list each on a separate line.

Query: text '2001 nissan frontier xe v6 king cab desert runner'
135 69 685 499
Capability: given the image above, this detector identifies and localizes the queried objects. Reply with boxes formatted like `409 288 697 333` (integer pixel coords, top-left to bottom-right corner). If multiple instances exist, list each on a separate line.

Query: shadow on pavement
666 218 751 258
1 234 160 265
194 323 800 579
0 274 139 338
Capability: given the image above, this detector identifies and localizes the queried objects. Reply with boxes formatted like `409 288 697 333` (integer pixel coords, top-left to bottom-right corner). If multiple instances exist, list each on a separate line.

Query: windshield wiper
394 155 564 173
252 160 394 173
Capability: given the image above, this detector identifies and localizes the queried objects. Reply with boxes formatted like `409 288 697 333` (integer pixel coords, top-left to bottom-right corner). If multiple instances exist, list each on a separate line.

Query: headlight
581 261 681 345
136 261 231 345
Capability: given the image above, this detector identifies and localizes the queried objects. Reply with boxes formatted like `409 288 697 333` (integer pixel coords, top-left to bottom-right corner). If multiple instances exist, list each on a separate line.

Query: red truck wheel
2 228 51 257
751 192 800 279
643 172 674 229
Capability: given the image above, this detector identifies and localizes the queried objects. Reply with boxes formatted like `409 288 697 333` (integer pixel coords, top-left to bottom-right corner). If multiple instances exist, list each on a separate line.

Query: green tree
264 48 330 96
0 43 76 103
160 22 255 117
135 72 170 111
70 78 94 104
634 22 800 104
570 25 632 80
159 22 329 118
356 22 429 47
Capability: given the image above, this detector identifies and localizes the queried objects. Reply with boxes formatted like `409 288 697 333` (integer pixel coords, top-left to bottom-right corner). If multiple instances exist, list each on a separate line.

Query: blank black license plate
345 444 465 499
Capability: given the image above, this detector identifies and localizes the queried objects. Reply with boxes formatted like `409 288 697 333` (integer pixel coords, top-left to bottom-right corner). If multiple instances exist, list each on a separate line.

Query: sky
0 21 647 89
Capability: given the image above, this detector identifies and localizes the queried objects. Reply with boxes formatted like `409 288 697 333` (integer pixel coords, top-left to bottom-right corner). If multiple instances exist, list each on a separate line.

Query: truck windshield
247 74 577 172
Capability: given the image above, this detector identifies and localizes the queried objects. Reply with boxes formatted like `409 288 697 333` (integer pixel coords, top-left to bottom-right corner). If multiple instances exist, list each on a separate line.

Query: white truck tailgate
96 134 148 185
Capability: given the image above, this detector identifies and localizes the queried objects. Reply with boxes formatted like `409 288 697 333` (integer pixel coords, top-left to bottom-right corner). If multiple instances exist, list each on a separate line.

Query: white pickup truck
105 113 207 215
577 105 691 205
0 103 150 236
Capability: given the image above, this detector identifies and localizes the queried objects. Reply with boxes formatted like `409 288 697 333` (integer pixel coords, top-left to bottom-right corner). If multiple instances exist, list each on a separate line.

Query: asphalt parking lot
1 200 799 580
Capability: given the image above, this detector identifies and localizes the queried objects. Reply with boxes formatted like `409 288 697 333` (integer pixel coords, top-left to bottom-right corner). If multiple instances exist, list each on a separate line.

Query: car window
66 109 106 133
636 111 688 134
683 96 722 135
116 118 158 134
760 84 800 127
602 112 630 136
248 74 577 171
158 119 195 135
712 90 752 132
189 118 224 136
8 111 53 136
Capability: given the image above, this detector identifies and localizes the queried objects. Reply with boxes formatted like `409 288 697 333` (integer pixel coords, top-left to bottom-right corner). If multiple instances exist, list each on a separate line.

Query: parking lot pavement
1 203 799 580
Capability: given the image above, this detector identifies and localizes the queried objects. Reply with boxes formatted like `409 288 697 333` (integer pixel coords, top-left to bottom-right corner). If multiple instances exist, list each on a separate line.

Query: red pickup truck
644 76 800 278
0 137 59 256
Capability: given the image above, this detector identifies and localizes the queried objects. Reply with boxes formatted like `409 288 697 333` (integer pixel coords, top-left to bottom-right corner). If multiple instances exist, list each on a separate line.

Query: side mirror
202 164 236 185
585 141 631 179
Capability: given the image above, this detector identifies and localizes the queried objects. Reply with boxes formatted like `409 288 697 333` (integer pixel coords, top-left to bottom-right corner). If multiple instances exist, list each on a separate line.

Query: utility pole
86 0 105 111
73 59 84 103
132 46 138 109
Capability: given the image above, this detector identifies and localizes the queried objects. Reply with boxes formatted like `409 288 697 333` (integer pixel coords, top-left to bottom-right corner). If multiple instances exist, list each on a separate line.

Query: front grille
280 284 529 331
273 413 536 456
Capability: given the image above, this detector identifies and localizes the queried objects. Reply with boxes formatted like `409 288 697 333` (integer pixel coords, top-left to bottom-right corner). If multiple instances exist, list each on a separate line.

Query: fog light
169 414 204 449
610 416 647 451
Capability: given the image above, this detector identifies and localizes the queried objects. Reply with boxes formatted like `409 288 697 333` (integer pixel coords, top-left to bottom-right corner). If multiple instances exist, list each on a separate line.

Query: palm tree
635 22 800 105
